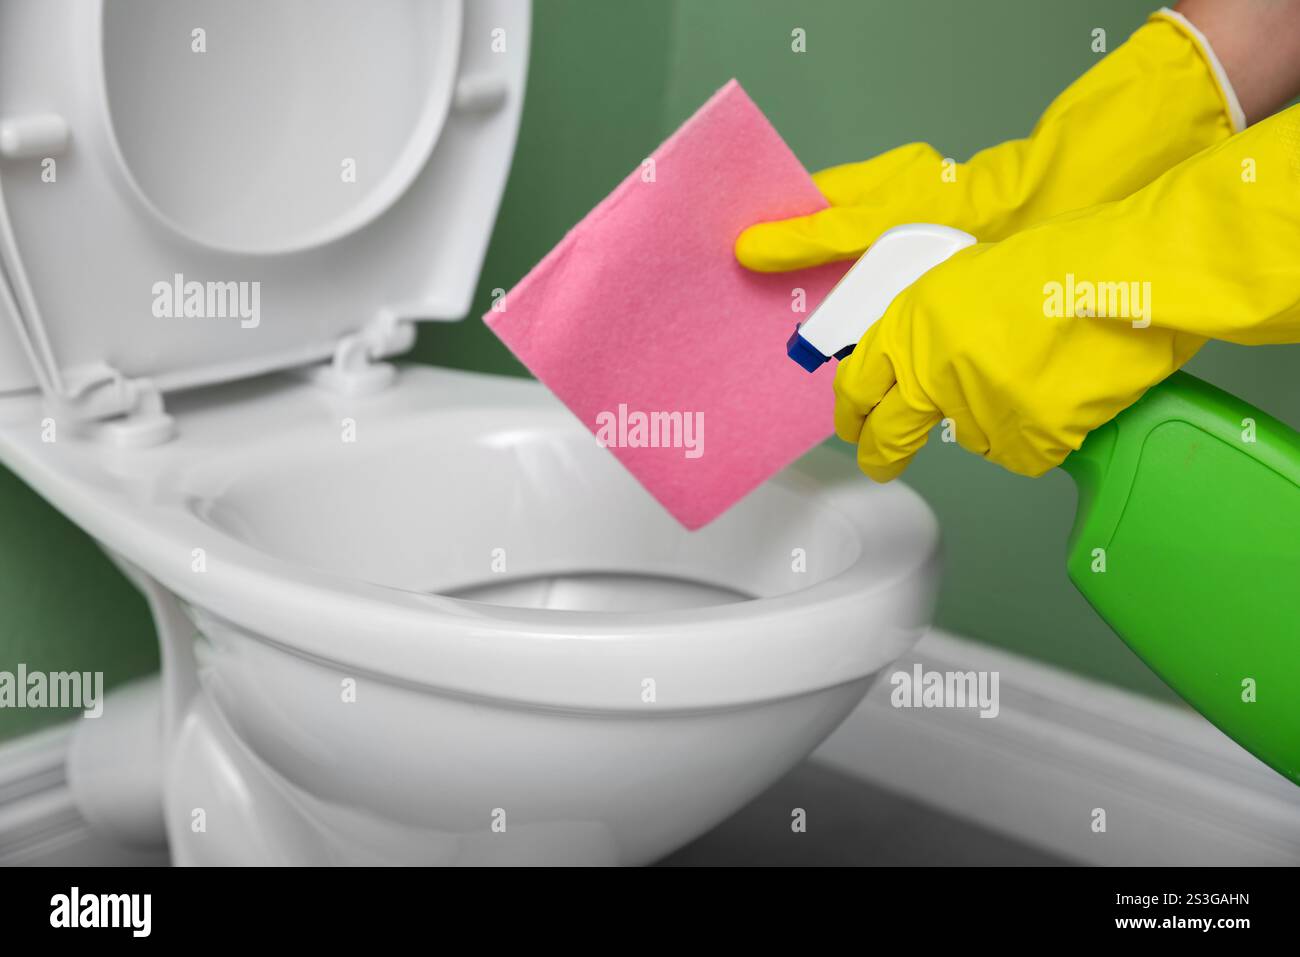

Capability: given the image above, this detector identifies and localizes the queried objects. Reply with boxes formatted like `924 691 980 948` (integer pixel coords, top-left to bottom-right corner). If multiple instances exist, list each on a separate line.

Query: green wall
0 464 159 741
5 1 1297 741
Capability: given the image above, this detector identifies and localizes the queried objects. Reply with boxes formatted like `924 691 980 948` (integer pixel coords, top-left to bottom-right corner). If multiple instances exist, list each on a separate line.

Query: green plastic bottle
1061 372 1300 785
791 228 1299 783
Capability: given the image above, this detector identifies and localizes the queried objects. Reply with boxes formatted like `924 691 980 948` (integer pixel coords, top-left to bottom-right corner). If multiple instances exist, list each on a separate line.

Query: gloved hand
736 10 1243 272
838 104 1300 481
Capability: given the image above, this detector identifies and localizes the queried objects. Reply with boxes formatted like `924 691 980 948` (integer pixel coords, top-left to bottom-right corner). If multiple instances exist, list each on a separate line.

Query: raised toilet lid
0 0 528 397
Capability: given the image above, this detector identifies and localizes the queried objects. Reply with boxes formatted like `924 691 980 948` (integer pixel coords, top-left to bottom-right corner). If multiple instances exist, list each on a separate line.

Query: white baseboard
0 724 167 867
812 629 1300 866
4 632 1299 866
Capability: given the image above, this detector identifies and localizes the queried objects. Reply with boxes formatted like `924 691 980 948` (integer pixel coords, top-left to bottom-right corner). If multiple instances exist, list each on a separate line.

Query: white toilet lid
0 0 528 395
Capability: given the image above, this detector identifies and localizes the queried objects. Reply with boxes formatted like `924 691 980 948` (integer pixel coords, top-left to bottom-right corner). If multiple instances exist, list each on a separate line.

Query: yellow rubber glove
837 104 1300 481
736 10 1243 272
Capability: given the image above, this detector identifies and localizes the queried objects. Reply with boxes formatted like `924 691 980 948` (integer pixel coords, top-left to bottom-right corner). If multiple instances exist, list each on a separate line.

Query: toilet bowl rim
16 449 937 709
0 371 941 709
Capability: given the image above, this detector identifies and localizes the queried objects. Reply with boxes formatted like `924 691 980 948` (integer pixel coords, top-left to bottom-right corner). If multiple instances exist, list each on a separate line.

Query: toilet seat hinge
306 313 416 397
51 363 176 448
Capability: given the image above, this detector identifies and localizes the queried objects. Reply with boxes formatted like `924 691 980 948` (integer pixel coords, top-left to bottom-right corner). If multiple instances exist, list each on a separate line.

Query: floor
660 761 1069 866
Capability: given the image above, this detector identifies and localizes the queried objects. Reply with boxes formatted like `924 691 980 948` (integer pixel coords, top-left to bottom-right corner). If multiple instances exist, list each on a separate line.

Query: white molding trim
812 629 1300 866
0 724 167 867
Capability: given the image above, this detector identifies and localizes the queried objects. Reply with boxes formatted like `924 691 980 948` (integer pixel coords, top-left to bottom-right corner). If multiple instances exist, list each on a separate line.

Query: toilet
0 0 941 865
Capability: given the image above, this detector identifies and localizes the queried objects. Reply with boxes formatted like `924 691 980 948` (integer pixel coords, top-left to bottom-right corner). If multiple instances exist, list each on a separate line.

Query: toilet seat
0 0 527 419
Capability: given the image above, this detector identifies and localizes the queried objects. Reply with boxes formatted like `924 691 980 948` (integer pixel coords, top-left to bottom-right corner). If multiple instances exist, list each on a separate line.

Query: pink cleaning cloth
485 80 848 529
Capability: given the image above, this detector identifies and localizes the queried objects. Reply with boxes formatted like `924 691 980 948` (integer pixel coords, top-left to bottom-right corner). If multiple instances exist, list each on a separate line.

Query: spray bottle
792 225 1300 785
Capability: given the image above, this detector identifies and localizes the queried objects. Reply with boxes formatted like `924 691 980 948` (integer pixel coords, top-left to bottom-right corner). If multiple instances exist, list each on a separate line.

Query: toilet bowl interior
193 402 866 610
446 572 751 613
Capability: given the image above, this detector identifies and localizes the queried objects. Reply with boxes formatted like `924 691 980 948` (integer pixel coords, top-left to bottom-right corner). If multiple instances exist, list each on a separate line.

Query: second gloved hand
838 105 1300 481
835 238 1206 481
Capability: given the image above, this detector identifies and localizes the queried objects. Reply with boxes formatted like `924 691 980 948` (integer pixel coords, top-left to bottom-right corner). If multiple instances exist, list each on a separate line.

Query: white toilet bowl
0 0 942 864
0 366 939 864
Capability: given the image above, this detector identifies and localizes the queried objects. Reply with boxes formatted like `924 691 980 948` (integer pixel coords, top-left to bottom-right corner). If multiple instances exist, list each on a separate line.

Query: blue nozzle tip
786 328 829 373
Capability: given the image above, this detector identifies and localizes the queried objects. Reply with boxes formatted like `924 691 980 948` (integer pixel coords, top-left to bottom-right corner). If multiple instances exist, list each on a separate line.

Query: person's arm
833 103 1300 481
1178 0 1300 123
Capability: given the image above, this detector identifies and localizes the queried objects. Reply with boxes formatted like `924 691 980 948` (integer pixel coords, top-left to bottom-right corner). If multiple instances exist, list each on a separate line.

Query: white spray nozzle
787 223 977 372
